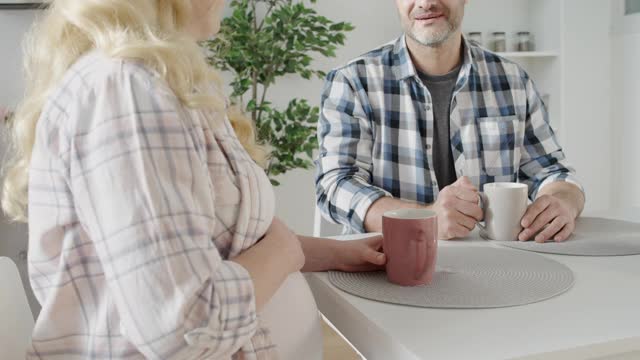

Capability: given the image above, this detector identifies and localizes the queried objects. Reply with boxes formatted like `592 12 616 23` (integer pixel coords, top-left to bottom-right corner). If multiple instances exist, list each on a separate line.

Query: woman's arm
232 218 304 310
299 234 386 272
69 62 299 358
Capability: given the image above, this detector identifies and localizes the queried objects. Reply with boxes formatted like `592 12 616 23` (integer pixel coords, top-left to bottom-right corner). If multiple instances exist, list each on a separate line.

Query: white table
306 221 640 360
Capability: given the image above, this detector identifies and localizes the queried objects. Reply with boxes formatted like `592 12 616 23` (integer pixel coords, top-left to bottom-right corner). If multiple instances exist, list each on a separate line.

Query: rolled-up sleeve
518 72 584 200
315 69 391 233
69 64 257 359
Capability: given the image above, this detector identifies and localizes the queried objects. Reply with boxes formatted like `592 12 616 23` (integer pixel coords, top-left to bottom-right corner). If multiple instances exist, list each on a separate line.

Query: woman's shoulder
57 51 164 100
42 51 178 131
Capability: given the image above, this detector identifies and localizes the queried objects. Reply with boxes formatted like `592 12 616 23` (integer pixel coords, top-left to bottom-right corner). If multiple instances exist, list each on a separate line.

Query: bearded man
315 0 585 242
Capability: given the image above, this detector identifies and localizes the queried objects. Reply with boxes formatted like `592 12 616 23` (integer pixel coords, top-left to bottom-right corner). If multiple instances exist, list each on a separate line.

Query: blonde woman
2 1 386 359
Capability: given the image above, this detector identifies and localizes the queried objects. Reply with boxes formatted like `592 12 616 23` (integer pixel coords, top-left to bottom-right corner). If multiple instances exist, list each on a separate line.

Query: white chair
312 206 344 237
0 256 35 360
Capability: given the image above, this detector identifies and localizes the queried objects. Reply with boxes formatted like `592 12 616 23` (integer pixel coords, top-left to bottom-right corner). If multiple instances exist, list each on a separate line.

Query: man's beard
405 6 461 48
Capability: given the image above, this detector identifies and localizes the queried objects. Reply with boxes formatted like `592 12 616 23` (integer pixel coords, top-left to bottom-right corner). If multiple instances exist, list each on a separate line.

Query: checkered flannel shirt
315 36 582 233
27 52 276 359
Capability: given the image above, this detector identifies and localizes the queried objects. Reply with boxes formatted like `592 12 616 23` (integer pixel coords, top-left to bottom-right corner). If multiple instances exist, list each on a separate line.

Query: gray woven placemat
491 217 640 256
328 246 574 308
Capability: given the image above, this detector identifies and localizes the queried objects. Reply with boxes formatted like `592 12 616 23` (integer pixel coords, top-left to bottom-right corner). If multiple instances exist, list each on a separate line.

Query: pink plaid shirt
27 52 277 359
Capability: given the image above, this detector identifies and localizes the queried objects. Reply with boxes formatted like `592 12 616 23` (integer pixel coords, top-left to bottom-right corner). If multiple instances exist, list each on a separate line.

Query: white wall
561 0 612 212
611 1 640 213
0 10 40 314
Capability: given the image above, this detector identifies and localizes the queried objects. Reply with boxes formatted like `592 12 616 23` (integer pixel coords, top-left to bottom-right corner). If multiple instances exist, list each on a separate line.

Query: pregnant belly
260 272 322 360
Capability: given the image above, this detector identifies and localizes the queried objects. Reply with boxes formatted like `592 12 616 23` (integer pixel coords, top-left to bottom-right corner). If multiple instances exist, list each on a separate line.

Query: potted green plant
203 0 354 185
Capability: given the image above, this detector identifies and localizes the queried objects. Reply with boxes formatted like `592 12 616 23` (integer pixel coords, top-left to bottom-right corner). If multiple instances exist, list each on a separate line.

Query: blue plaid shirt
315 36 582 233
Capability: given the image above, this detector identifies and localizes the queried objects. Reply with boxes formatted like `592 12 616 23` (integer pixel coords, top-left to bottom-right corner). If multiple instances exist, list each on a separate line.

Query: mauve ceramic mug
382 209 438 286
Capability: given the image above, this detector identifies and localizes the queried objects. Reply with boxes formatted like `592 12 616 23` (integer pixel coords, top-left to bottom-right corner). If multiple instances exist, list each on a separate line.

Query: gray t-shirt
419 66 461 189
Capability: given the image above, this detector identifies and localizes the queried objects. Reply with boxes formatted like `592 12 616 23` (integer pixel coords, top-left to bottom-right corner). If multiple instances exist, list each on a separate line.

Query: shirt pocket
476 116 520 178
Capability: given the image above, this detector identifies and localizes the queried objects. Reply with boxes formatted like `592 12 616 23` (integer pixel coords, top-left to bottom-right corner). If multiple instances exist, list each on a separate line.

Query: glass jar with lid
517 31 533 52
491 31 506 52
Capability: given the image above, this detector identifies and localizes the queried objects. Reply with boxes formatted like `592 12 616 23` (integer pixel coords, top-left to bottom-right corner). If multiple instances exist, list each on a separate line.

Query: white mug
478 182 529 241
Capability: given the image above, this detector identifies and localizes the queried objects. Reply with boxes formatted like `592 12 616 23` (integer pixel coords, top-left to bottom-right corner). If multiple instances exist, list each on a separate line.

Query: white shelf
497 51 559 58
464 0 564 139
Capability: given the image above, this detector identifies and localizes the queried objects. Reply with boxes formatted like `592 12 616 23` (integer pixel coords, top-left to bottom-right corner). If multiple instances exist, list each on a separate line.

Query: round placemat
491 217 640 256
328 246 574 308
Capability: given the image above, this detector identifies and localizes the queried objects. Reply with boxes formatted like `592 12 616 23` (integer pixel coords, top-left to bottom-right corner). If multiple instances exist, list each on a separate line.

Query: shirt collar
392 35 477 81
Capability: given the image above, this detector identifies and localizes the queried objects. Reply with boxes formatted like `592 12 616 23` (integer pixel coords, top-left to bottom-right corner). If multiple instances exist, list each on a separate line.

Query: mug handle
477 192 487 232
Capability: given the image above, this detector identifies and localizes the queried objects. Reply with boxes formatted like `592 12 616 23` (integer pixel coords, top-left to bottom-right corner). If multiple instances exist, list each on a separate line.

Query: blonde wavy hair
2 0 268 222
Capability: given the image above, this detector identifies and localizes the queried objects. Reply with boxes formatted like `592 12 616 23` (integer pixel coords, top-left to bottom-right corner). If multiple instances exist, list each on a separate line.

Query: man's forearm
537 181 585 219
363 197 431 232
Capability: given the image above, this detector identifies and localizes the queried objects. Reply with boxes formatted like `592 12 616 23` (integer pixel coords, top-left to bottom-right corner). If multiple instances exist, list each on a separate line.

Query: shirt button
425 105 431 111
